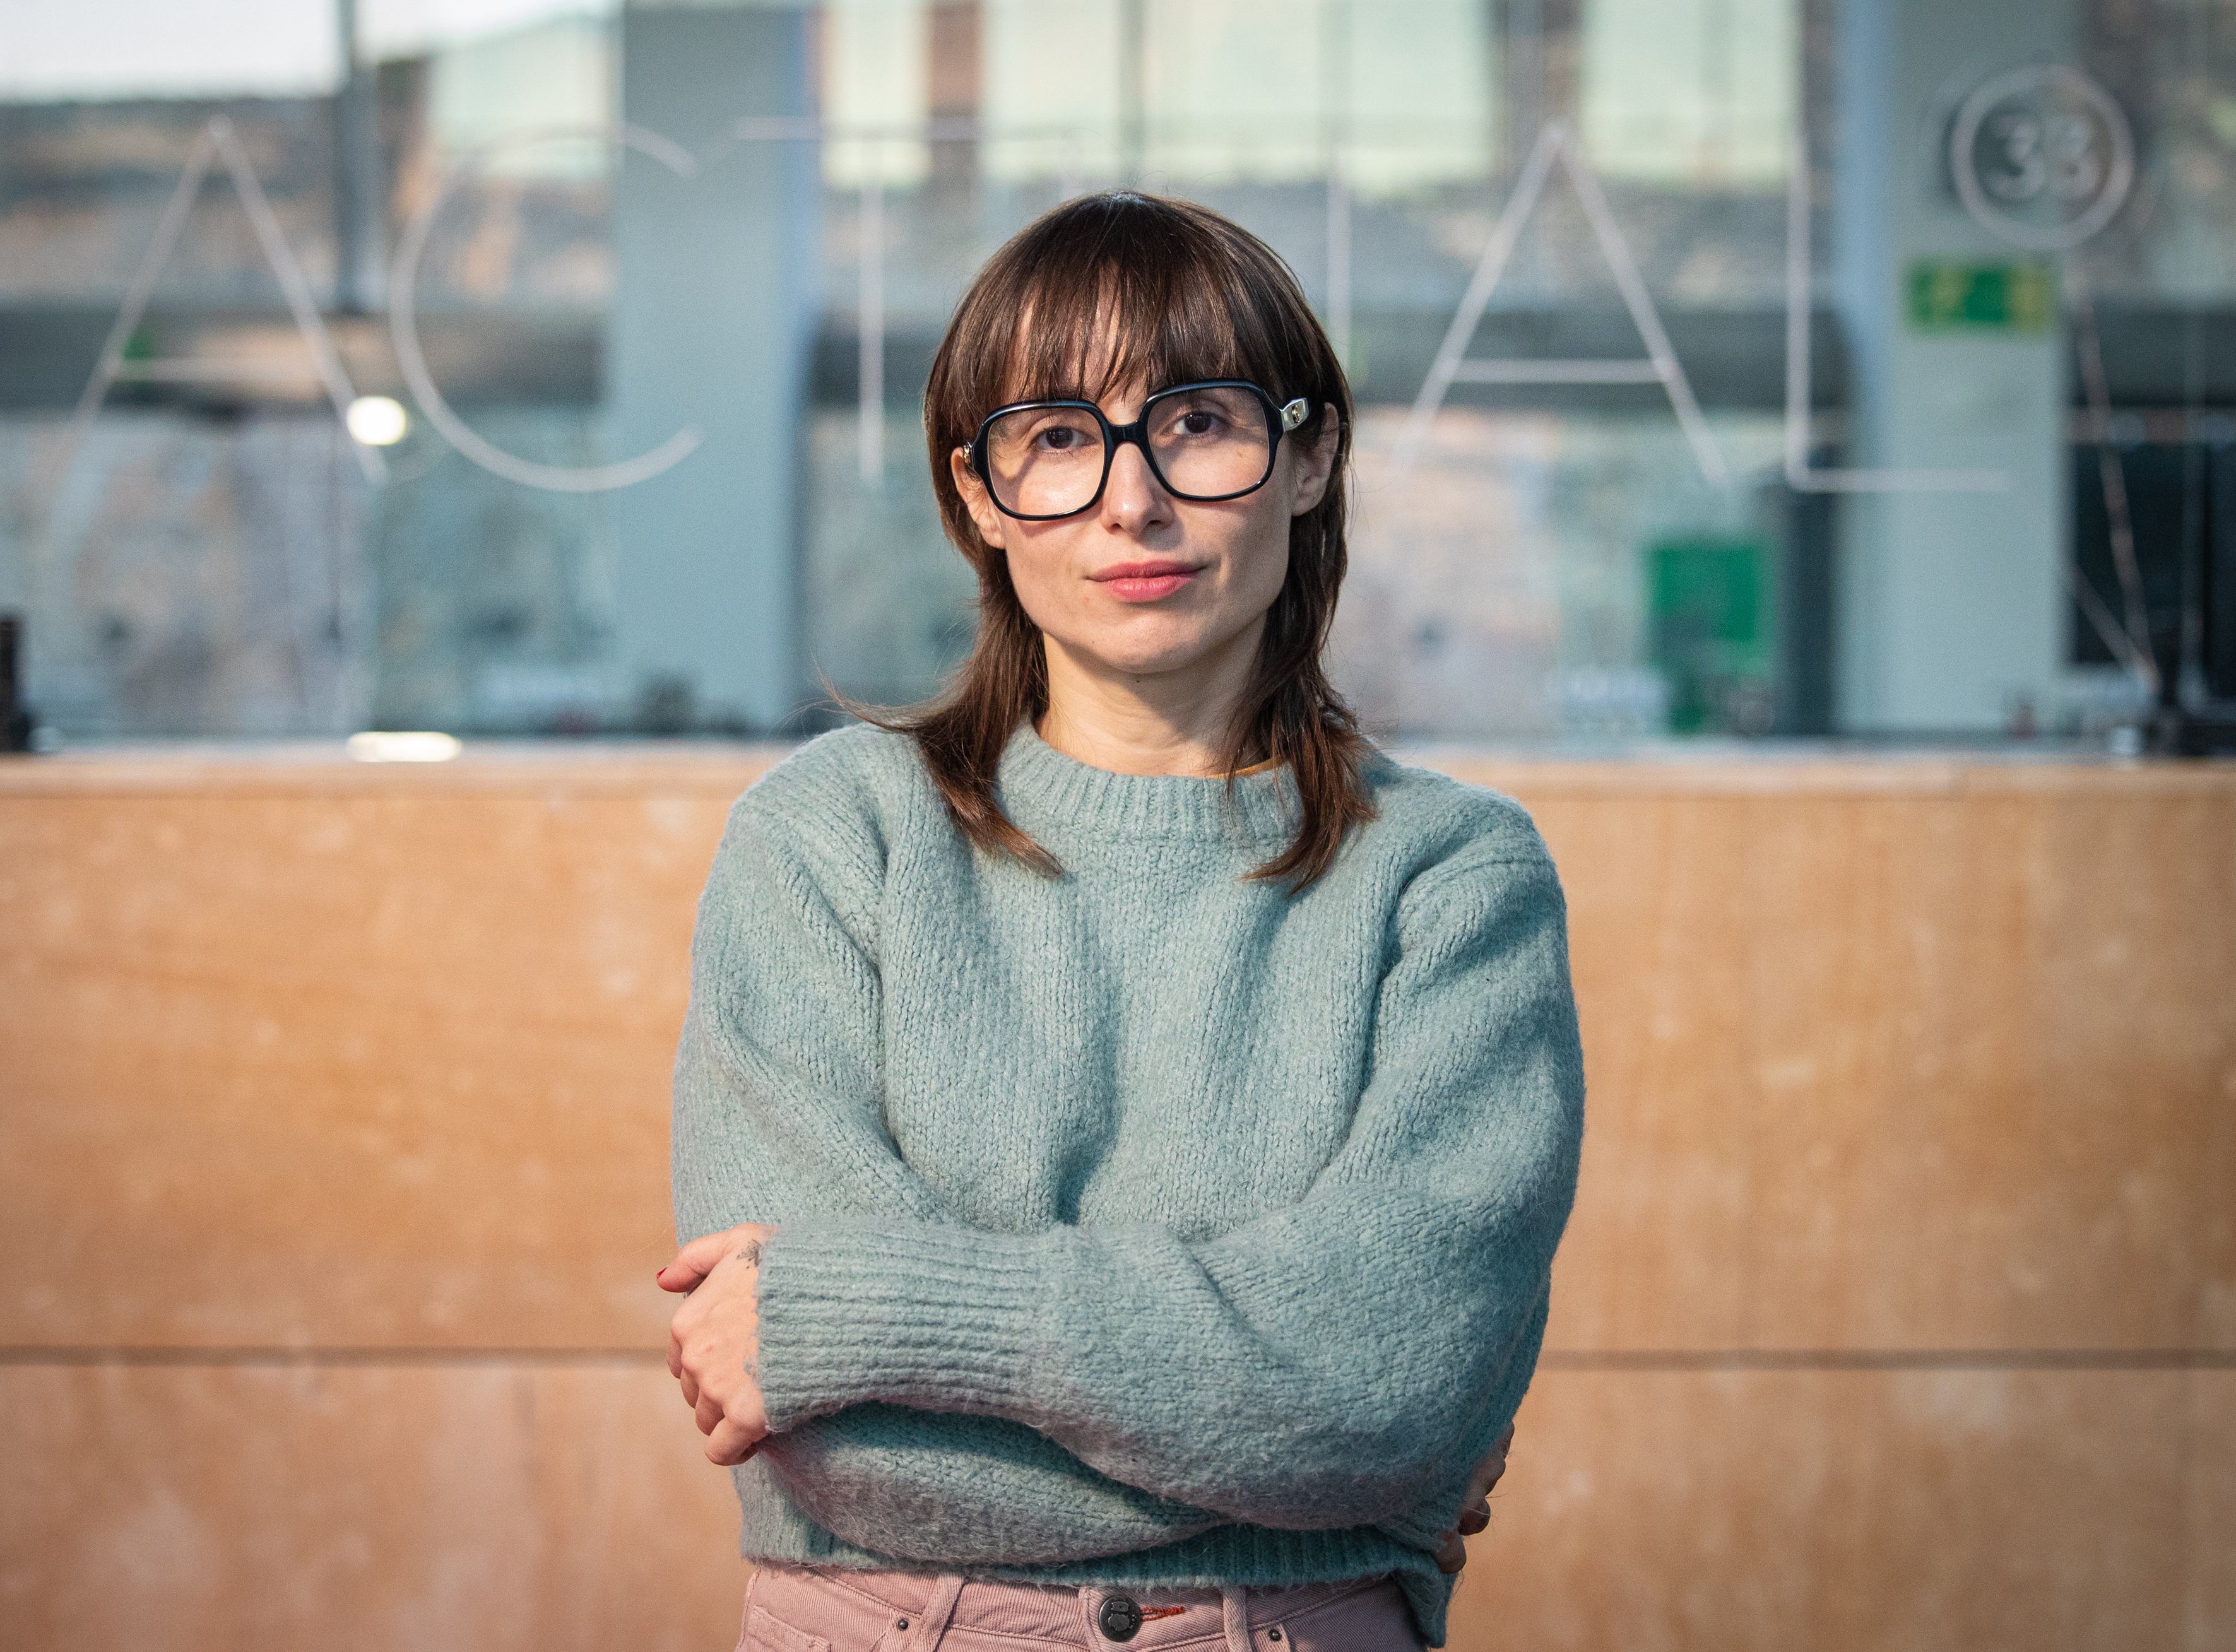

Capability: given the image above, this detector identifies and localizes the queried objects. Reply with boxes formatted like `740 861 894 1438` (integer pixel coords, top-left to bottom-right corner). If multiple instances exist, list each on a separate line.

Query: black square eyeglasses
962 379 1313 522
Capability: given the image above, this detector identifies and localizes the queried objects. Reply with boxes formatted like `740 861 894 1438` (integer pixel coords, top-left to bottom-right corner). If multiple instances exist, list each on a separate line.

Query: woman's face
950 367 1341 692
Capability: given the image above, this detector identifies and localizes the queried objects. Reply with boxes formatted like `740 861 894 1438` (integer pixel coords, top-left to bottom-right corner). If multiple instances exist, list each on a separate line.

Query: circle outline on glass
1948 64 2135 254
390 122 705 493
965 379 1313 522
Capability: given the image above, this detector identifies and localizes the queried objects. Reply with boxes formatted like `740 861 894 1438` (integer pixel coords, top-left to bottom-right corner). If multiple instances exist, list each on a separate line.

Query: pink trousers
734 1561 1428 1652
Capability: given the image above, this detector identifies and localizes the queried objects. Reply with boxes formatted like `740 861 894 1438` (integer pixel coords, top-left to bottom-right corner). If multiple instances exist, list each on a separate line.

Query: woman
657 190 1585 1652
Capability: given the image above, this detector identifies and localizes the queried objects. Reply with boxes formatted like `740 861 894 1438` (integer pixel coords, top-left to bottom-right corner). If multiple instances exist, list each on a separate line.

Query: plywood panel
4 1360 2220 1652
3 750 2232 1652
1534 796 1758 1350
1446 1366 2222 1652
2029 797 2236 1354
2 796 732 1350
2186 1372 2236 1652
4 760 2230 1357
0 1362 748 1652
1739 790 2236 1351
3 793 728 1022
1533 786 2236 1353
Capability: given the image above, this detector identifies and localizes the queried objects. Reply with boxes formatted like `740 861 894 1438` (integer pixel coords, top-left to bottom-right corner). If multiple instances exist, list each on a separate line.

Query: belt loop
899 1572 966 1652
1219 1585 1253 1652
736 1566 764 1648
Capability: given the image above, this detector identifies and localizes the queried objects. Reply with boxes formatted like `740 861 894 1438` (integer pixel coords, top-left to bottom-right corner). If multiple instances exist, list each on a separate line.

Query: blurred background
4 0 2235 746
0 2 2230 1650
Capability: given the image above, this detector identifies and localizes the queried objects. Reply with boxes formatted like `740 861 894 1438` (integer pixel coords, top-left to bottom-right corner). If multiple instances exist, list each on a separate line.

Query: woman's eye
1177 411 1222 437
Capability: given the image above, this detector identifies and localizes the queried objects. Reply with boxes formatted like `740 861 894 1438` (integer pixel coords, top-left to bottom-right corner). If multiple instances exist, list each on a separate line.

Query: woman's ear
1288 401 1343 516
951 447 1009 547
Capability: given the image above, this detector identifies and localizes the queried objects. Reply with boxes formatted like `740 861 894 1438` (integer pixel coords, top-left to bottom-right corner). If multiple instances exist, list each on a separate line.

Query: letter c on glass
389 122 703 493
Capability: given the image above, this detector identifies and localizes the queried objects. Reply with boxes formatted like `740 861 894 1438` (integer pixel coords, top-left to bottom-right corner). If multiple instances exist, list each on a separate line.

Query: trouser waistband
774 1561 1397 1652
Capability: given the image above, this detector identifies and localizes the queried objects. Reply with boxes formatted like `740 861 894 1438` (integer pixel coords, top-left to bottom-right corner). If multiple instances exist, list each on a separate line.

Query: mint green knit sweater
668 716 1586 1648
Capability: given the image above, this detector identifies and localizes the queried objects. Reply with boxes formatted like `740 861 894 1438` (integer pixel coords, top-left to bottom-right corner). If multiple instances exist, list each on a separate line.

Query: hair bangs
987 234 1281 414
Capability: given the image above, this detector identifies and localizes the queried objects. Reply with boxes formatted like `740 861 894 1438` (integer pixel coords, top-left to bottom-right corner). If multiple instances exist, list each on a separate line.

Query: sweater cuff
754 1218 1046 1432
1377 1478 1467 1552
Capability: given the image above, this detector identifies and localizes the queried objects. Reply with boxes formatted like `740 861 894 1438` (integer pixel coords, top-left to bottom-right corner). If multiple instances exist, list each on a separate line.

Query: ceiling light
346 730 460 762
346 395 409 447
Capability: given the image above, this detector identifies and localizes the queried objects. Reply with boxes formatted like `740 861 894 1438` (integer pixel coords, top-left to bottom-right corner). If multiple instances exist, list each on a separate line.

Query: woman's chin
1092 648 1228 684
1055 627 1215 676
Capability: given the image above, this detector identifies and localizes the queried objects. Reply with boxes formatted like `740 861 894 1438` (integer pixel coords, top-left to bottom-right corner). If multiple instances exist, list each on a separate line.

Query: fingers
660 1230 772 1469
1465 1451 1505 1506
658 1221 777 1293
670 1301 702 1407
678 1350 748 1454
706 1412 764 1466
655 1230 733 1291
1444 1417 1516 1556
1465 1422 1517 1504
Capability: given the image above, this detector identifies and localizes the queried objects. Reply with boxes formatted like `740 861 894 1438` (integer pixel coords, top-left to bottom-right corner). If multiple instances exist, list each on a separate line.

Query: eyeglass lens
981 386 1272 516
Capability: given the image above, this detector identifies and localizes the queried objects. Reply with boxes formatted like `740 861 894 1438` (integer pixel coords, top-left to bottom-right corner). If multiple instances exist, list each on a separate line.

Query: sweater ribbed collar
995 716 1303 844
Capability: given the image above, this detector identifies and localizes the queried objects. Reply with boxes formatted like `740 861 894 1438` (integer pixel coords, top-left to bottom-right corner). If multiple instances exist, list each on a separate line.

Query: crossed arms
665 784 1584 1564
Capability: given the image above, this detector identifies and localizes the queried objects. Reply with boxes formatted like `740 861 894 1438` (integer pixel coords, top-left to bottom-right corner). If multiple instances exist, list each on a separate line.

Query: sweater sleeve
671 773 1229 1562
751 837 1587 1534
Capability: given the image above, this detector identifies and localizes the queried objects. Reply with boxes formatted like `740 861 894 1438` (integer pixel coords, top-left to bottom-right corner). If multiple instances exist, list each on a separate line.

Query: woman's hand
656 1222 778 1466
1433 1420 1515 1576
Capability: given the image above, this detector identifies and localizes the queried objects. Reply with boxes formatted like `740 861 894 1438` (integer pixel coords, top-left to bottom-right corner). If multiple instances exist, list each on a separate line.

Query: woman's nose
1099 438 1172 531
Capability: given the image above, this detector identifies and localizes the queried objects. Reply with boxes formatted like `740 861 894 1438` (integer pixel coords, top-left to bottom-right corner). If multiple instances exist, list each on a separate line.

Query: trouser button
1097 1593 1144 1641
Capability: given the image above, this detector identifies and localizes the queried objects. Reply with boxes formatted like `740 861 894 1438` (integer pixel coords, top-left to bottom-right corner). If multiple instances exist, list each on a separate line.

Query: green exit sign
1906 260 2054 332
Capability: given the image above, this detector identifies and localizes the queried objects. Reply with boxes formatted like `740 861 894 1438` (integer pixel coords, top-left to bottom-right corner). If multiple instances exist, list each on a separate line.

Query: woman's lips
1093 563 1201 602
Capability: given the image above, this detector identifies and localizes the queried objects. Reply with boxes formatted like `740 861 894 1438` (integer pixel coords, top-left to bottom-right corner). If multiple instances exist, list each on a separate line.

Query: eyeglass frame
961 379 1315 522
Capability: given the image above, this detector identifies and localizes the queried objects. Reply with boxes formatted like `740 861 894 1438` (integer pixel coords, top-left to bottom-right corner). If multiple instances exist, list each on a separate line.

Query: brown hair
819 189 1380 894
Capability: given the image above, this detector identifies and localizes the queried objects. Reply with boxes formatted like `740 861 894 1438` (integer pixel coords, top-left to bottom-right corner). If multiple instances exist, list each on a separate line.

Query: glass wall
4 0 2232 743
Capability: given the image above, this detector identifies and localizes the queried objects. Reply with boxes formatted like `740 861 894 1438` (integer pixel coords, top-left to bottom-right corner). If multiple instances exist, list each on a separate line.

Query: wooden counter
3 741 2231 1652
